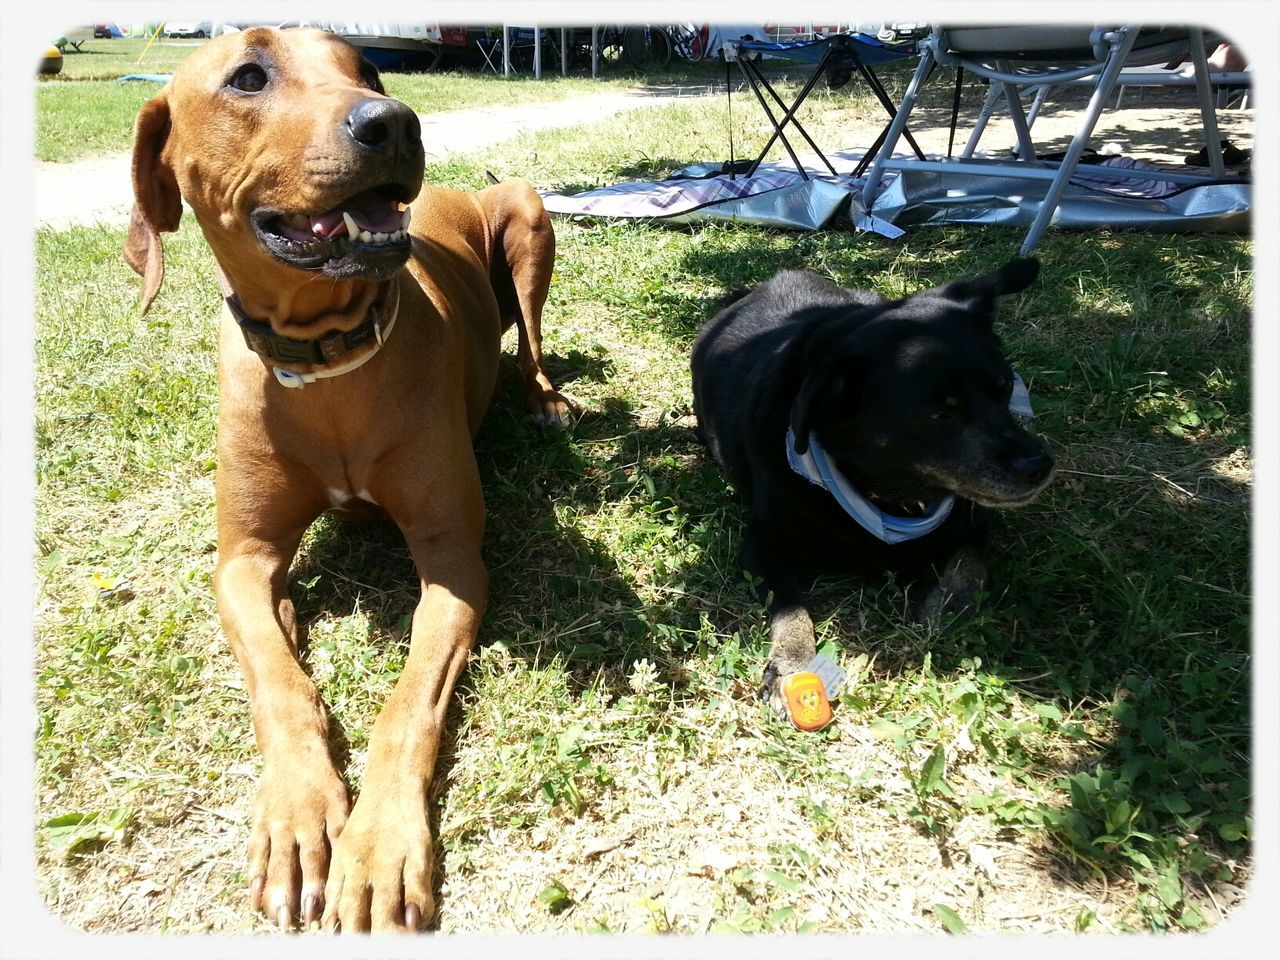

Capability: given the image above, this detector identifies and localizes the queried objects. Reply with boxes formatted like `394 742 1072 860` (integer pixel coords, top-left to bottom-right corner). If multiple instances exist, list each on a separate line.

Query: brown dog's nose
346 98 421 152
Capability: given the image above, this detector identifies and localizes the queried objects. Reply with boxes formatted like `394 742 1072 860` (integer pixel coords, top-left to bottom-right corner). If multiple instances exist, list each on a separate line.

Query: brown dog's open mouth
251 185 414 278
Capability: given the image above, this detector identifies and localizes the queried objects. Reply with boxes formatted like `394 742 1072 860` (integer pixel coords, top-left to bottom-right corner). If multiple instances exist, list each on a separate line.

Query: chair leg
1019 26 1139 255
963 81 1003 158
1025 84 1051 132
739 58 808 178
998 59 1037 161
751 52 839 176
861 46 935 207
856 61 927 160
947 66 965 158
1188 27 1226 177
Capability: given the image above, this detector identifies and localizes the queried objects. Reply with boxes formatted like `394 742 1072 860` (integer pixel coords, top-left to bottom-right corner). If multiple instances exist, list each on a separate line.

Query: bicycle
665 23 710 62
548 25 699 73
620 25 672 69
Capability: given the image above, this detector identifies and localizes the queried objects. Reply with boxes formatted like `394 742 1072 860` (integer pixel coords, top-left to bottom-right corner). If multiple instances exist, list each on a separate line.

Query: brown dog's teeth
342 212 359 239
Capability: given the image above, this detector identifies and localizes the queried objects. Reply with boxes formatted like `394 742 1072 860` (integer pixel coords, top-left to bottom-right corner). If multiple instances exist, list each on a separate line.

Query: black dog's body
691 260 1054 710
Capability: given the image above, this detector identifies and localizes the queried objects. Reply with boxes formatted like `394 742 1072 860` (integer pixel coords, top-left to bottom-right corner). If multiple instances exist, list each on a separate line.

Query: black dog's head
790 258 1055 508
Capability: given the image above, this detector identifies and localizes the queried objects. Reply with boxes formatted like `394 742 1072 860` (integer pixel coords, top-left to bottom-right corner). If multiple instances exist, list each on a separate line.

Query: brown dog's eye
358 59 385 94
228 64 269 93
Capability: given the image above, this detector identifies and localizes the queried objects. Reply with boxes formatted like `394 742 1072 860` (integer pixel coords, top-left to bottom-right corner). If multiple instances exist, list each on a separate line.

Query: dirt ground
896 82 1254 166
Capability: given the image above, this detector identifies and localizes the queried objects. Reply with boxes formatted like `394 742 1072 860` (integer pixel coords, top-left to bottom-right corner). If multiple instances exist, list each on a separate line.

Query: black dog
690 258 1054 715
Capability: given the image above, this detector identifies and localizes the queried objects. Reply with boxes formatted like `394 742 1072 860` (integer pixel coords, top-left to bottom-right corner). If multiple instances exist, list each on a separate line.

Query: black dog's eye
929 396 961 420
994 373 1013 396
228 64 269 93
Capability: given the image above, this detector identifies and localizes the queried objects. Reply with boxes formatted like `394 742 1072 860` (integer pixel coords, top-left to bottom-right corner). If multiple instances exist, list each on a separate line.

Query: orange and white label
782 672 833 731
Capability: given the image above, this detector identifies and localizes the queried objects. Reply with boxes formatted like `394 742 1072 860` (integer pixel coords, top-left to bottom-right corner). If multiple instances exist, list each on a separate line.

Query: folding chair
722 33 923 180
858 25 1241 254
486 25 541 77
475 28 504 75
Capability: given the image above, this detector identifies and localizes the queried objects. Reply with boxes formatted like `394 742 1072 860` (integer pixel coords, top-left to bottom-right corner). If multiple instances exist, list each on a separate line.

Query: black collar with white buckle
225 283 400 389
229 295 382 365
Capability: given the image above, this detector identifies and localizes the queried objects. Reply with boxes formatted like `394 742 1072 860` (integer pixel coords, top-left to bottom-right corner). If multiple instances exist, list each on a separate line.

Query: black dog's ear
790 370 838 454
935 257 1040 305
790 362 855 455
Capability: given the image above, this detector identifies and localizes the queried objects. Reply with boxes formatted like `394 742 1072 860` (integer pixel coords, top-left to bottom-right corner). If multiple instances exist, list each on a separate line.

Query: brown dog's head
125 27 425 313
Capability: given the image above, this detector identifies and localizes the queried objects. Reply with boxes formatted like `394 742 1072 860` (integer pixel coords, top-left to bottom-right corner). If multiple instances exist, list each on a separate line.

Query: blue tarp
729 32 915 66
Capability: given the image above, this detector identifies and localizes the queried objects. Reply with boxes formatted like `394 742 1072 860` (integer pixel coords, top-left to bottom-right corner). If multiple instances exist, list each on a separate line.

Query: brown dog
124 27 567 932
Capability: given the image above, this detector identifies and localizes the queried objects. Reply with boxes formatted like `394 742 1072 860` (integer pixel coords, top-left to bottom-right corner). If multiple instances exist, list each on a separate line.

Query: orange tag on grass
782 671 833 731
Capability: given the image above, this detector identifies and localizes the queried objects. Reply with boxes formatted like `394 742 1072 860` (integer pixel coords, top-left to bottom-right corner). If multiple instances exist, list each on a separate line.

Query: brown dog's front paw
246 755 350 931
321 783 434 933
528 386 573 426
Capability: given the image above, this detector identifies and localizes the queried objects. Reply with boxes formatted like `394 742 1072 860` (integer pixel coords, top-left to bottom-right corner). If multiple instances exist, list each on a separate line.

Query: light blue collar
785 373 1034 544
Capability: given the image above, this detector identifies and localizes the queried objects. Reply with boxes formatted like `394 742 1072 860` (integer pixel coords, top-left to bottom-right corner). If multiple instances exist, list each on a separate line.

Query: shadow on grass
273 219 1249 911
570 220 1253 893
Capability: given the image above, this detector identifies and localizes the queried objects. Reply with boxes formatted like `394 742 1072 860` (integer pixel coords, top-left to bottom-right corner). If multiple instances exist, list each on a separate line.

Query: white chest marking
327 487 379 508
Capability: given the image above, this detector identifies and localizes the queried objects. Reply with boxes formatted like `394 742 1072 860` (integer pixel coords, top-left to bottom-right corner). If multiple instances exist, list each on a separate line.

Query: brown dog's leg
485 182 570 423
214 503 349 931
322 479 488 933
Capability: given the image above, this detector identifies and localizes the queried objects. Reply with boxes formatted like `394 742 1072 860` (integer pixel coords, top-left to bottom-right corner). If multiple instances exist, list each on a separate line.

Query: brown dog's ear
124 94 182 314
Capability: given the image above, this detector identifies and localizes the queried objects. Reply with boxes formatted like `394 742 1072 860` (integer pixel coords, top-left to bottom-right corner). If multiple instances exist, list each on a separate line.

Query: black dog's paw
759 658 787 716
760 605 819 718
759 658 813 720
912 547 986 626
911 581 978 626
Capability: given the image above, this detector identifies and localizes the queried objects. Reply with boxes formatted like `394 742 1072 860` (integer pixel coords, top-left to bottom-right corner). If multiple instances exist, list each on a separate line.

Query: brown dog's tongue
311 192 405 238
309 210 347 238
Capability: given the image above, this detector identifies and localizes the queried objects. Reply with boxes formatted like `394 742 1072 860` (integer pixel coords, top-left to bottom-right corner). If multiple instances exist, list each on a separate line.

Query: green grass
32 82 1251 935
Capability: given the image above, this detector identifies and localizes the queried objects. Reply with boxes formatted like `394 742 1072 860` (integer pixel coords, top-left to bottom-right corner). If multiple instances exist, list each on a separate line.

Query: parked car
165 21 213 39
